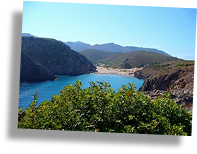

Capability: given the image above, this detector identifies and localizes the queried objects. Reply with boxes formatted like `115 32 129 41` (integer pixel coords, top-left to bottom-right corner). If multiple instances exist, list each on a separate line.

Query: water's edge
19 74 143 110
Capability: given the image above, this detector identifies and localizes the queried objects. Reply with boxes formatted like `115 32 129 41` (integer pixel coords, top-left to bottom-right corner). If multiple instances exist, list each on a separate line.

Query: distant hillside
91 43 125 53
65 41 171 57
65 41 92 52
21 37 97 76
80 49 119 64
99 51 179 69
20 52 56 82
22 33 37 37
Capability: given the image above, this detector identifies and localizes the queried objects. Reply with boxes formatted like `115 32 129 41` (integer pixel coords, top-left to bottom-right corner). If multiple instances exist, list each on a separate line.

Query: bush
18 81 192 135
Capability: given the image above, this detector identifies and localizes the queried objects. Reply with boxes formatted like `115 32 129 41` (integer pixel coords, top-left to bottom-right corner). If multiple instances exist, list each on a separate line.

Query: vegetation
22 37 73 68
151 60 194 70
80 49 118 64
21 37 96 75
18 81 192 135
99 51 179 69
175 61 194 67
134 60 195 79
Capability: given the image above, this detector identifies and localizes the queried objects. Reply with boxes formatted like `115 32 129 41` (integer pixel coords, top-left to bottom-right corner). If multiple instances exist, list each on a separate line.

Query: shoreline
94 66 193 112
94 66 143 77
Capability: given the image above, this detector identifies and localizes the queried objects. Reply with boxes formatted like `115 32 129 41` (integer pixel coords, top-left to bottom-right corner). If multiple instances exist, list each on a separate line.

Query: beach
94 66 143 76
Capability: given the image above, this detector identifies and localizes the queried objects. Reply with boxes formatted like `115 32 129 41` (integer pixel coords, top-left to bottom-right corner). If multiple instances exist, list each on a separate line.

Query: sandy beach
94 66 143 76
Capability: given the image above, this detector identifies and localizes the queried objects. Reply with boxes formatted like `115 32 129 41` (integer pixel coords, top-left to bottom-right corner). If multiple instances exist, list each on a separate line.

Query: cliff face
138 69 182 91
21 37 97 76
20 52 56 82
134 61 194 109
134 61 194 92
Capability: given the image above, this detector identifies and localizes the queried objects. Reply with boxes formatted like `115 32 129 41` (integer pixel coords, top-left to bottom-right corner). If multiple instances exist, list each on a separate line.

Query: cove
19 74 143 110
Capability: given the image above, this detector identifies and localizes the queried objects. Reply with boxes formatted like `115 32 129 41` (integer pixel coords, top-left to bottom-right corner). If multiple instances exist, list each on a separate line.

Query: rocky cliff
135 62 194 92
134 60 194 110
21 37 97 76
20 52 56 82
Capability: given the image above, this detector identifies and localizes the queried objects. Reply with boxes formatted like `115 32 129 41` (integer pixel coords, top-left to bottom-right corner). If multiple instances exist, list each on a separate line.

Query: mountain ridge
21 34 172 57
64 41 171 57
80 49 119 64
22 33 38 38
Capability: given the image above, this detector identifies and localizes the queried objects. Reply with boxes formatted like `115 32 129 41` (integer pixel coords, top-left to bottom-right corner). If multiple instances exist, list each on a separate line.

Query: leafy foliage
18 81 192 135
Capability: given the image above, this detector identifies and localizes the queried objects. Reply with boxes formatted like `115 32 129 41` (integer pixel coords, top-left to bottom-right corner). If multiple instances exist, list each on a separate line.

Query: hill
80 49 118 64
134 60 194 111
65 41 171 56
99 51 179 69
20 52 56 82
65 41 92 52
134 60 194 91
22 33 37 37
21 37 97 76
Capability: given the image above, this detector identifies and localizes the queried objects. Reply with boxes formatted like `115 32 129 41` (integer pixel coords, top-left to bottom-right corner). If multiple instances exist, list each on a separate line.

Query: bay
19 74 143 110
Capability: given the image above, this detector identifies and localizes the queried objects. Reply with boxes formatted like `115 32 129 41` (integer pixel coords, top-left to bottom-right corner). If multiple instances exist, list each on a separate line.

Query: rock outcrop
142 90 193 112
136 66 194 92
134 61 194 110
138 69 182 91
20 52 56 82
21 37 97 76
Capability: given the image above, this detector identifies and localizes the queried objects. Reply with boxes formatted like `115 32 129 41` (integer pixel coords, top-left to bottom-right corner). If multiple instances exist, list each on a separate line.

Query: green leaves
18 80 192 135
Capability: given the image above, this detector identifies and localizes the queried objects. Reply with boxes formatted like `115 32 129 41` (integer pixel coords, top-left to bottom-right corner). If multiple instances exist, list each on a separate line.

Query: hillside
80 49 118 64
99 51 179 69
65 41 171 56
134 60 194 91
20 52 56 82
134 60 194 110
65 41 91 52
22 33 37 37
21 37 97 76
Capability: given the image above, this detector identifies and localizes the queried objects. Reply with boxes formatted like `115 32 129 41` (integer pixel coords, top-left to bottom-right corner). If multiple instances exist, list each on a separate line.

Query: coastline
94 66 143 77
94 66 193 113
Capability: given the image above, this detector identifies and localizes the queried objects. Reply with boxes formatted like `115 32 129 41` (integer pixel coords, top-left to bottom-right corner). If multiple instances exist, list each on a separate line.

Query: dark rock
170 94 176 99
142 90 193 110
18 111 26 121
184 96 193 106
139 70 182 91
20 52 56 82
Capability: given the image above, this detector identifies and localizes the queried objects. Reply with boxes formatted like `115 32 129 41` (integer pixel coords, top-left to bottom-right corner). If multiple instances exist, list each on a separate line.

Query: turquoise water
19 74 143 110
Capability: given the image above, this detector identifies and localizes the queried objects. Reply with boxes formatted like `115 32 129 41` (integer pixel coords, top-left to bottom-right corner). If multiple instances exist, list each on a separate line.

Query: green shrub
18 81 192 135
175 62 194 67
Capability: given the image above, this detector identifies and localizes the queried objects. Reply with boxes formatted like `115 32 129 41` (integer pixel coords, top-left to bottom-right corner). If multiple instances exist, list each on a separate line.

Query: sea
19 74 143 110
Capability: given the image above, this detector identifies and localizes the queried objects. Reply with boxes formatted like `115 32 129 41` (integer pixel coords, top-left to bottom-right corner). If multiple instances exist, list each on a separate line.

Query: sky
22 1 197 60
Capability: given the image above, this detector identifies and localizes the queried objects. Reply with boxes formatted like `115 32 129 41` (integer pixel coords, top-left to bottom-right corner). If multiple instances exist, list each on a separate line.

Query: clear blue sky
22 1 196 60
